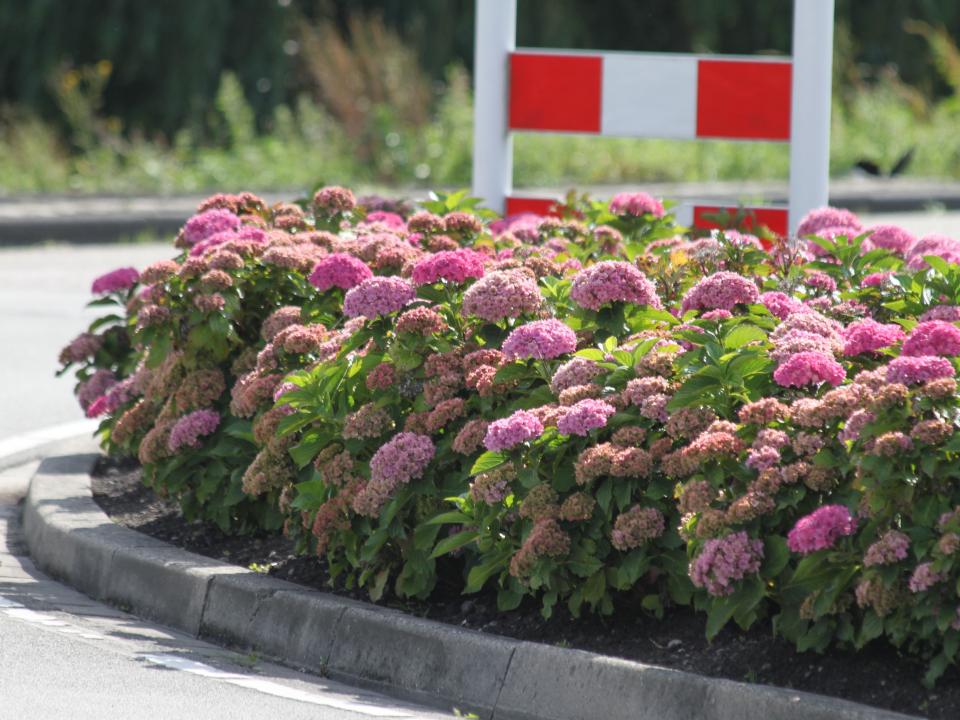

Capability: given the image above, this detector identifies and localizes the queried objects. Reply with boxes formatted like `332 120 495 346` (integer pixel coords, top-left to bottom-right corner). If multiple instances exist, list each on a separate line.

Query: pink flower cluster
908 562 943 593
411 249 486 286
862 224 915 255
760 291 804 320
611 506 665 550
787 505 857 554
313 186 356 214
91 267 139 294
841 319 904 356
863 530 910 567
369 432 434 488
168 410 221 453
609 191 665 218
309 253 373 292
484 410 544 451
557 399 616 436
681 272 759 314
462 269 542 322
180 209 240 247
920 305 960 323
885 355 955 385
502 319 577 361
550 357 602 394
689 531 764 597
569 261 662 311
796 206 862 237
773 351 846 387
901 320 960 357
343 277 416 318
905 233 960 270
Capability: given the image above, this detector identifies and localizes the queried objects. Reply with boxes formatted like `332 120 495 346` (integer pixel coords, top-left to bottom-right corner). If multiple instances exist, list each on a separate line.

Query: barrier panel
471 0 835 235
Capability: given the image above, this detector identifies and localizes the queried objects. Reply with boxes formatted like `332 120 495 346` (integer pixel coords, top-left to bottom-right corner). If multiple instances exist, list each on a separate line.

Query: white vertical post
472 0 516 214
788 0 835 233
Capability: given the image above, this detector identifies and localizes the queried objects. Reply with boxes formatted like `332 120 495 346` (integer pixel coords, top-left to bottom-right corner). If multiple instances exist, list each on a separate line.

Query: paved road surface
0 241 451 718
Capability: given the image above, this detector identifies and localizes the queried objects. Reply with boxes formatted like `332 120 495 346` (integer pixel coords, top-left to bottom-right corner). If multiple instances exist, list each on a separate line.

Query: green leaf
290 431 333 469
290 478 327 510
723 324 768 350
430 530 479 558
367 567 391 603
471 451 508 475
494 363 531 383
497 586 524 611
582 570 607 607
360 528 391 563
761 536 790 578
424 510 473 526
667 374 721 410
858 612 884 645
464 553 508 594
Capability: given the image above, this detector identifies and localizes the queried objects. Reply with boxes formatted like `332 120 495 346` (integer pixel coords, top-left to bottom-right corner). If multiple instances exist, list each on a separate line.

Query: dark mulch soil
92 455 958 719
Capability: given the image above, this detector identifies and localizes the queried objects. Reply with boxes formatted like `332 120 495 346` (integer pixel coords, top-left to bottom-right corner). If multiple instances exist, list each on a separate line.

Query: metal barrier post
471 0 516 213
788 0 836 233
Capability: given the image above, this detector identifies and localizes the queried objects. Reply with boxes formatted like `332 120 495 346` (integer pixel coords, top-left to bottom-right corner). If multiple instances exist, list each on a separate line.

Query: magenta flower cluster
689 531 764 597
309 253 373 291
609 191 665 218
502 319 577 361
841 319 904 356
787 505 857 554
557 399 617 436
484 410 544 451
461 269 542 322
343 276 416 318
901 320 960 357
795 206 862 237
168 410 221 453
369 432 434 488
569 261 662 311
681 272 759 314
181 209 240 246
773 351 846 387
91 267 139 294
885 355 955 385
411 249 486 286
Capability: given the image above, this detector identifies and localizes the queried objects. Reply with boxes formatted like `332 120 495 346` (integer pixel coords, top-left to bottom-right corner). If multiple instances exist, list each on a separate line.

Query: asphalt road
0 241 451 718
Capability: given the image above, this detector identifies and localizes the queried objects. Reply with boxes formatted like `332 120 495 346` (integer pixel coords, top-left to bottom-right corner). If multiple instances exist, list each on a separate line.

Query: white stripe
673 205 694 227
602 54 698 139
140 654 413 717
0 420 97 459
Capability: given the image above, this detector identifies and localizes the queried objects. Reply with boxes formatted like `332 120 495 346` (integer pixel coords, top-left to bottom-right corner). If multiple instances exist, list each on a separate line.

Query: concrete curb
22 446 918 720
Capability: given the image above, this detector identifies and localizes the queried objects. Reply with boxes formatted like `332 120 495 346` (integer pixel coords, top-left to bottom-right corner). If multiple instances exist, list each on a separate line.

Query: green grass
2 69 959 197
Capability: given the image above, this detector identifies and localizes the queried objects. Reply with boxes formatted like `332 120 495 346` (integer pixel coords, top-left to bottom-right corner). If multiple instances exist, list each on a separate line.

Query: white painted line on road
1 603 105 639
139 654 414 718
0 419 98 458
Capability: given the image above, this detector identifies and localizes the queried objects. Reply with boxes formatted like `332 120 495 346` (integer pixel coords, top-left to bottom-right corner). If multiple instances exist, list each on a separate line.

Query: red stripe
505 197 563 217
694 206 788 236
509 53 602 133
696 60 792 140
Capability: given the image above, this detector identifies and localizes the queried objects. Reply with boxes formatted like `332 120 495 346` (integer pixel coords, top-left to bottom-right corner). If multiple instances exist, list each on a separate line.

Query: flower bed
60 186 960 686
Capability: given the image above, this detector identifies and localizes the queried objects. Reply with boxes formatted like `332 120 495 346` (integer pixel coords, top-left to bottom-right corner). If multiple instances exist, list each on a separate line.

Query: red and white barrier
472 1 835 235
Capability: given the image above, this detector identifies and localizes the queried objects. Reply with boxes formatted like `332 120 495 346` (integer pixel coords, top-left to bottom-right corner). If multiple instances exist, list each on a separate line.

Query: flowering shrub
62 189 960 683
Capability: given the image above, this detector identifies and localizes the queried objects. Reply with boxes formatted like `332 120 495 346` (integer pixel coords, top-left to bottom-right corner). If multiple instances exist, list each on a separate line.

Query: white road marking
0 419 97 458
139 654 414 718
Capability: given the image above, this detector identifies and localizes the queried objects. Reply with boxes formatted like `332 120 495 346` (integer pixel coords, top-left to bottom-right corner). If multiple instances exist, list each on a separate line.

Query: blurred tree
0 0 294 137
1 0 959 139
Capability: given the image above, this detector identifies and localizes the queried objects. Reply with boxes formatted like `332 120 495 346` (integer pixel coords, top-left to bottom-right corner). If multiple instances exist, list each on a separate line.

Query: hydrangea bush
61 187 960 683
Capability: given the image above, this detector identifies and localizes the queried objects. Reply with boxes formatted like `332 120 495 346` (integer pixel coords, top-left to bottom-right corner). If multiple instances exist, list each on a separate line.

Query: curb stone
21 445 920 720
